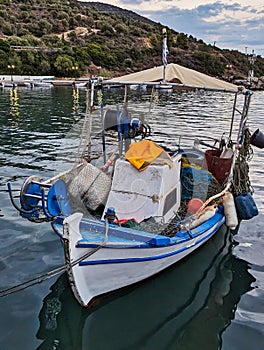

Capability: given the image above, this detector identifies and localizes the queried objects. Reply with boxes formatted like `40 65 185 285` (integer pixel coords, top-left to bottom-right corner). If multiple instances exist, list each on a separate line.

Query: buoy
189 204 217 229
188 198 204 215
222 191 238 230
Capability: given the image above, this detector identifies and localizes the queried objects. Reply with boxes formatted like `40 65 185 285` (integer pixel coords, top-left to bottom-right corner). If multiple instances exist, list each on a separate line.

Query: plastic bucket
250 129 264 149
202 149 233 185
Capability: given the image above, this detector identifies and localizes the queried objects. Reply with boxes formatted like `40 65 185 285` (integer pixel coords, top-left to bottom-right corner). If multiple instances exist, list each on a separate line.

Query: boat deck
77 221 171 248
52 209 225 249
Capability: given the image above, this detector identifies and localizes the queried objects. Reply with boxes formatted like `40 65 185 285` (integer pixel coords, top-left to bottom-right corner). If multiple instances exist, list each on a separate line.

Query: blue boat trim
78 216 225 266
75 210 225 248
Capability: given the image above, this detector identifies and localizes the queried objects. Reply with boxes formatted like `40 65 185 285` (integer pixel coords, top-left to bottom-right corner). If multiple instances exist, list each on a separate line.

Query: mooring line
0 219 109 297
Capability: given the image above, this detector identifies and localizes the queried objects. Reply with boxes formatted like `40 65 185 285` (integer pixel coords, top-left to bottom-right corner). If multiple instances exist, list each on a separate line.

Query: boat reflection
36 226 255 350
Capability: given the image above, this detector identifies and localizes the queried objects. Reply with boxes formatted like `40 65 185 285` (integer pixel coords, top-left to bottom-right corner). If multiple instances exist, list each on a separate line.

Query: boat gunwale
77 217 225 265
59 208 225 249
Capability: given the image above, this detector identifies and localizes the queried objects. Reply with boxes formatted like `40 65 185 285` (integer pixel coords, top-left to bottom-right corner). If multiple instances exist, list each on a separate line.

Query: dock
0 75 91 87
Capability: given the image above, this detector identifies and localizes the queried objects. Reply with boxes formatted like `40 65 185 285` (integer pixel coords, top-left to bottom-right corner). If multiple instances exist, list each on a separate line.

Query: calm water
0 86 263 349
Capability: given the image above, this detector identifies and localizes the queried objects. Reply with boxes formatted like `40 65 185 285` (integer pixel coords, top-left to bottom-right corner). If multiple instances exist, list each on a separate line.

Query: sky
79 0 264 57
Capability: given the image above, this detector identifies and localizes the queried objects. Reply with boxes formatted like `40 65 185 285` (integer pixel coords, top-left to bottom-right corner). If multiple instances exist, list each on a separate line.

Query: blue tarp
181 166 213 201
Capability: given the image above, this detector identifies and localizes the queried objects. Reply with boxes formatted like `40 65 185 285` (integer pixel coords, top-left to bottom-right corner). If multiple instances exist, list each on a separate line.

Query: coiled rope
233 128 253 195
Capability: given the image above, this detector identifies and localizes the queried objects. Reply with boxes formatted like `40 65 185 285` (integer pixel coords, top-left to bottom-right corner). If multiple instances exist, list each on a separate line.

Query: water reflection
0 88 262 349
36 226 255 350
72 86 80 121
9 87 20 120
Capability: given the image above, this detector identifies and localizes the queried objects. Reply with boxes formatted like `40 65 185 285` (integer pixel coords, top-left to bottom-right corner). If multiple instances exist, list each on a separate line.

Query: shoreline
0 75 91 87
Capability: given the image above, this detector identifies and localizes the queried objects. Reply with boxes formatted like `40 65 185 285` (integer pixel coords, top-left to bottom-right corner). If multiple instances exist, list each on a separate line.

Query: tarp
108 63 238 91
125 140 173 171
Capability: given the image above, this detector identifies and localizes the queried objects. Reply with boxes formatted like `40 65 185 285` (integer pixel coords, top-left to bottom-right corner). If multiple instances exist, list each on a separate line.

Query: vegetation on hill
0 0 263 80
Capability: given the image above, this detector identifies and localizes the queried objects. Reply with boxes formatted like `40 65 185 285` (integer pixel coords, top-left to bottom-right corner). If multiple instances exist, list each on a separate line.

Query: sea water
0 86 263 349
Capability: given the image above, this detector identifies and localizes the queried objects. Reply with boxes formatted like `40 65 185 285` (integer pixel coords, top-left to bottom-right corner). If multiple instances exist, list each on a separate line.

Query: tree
115 23 128 35
38 19 53 36
193 52 225 76
0 39 11 52
7 36 30 46
86 44 117 67
54 54 74 76
96 20 115 37
149 33 159 49
176 33 189 50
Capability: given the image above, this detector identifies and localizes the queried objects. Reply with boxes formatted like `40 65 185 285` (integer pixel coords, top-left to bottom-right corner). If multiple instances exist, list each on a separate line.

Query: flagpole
162 28 168 81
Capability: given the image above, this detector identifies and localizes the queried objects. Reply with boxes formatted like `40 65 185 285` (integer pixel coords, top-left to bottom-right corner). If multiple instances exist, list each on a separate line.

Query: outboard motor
103 109 151 140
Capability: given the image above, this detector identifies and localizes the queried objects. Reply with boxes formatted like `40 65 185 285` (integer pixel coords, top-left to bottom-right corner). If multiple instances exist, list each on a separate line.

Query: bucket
202 149 233 185
250 129 264 149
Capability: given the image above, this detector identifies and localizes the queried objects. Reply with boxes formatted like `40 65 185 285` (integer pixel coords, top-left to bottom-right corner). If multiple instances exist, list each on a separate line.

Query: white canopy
108 63 237 91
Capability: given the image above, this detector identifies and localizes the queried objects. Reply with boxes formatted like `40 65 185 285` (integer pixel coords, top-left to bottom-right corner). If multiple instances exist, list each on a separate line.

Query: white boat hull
62 212 225 307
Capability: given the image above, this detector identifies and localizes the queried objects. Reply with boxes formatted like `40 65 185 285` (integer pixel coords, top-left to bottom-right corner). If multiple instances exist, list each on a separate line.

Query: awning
108 63 238 91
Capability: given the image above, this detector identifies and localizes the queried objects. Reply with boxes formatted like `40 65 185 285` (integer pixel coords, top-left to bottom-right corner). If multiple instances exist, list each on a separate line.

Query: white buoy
189 204 217 229
223 191 238 230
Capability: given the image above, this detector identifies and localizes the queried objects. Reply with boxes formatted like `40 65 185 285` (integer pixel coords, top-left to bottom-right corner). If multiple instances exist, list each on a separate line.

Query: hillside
0 0 263 81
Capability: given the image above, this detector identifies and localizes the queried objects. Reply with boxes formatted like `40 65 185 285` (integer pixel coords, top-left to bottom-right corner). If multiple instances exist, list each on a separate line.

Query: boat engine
103 109 151 139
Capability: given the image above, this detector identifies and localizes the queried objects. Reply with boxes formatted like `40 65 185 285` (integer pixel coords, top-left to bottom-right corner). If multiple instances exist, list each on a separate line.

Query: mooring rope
0 218 109 298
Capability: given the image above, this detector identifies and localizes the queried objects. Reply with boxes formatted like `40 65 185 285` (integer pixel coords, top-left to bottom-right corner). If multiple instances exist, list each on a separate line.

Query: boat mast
162 28 169 82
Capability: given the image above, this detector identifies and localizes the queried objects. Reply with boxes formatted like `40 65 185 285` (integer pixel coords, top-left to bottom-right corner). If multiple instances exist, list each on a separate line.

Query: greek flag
162 29 169 67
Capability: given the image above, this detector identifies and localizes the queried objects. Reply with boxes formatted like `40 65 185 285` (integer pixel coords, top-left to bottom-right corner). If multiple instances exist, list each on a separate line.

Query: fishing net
67 163 112 212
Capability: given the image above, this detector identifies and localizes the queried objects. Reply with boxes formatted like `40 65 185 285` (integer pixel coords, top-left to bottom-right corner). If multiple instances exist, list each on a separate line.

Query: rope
0 218 109 298
233 128 253 195
75 83 94 163
197 182 231 214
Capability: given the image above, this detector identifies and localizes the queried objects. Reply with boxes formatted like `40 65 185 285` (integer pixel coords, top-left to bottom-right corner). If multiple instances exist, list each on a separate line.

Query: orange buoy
188 198 204 215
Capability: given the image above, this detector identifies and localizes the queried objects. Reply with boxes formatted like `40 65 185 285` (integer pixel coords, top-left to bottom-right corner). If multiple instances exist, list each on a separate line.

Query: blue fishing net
181 166 213 201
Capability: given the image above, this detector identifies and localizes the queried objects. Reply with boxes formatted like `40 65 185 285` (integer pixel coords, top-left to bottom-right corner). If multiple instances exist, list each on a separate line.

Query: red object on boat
188 198 204 214
202 149 233 185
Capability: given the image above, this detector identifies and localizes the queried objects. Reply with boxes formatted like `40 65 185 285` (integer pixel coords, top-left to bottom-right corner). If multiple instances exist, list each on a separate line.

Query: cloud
134 1 264 55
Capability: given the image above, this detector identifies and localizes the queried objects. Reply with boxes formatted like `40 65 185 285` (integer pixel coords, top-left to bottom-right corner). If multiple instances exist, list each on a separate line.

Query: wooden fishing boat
38 224 253 349
7 31 260 307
